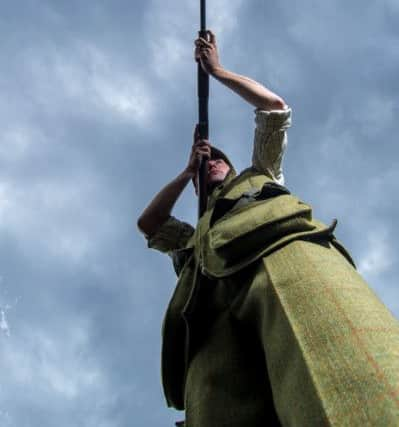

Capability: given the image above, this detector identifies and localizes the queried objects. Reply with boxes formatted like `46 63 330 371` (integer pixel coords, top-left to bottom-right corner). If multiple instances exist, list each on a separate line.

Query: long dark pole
197 0 209 218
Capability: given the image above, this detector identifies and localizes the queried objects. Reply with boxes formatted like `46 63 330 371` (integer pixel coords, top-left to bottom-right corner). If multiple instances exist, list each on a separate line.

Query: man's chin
207 177 225 191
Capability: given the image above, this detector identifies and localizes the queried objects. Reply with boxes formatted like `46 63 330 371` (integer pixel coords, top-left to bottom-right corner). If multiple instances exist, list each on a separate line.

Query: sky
0 0 398 426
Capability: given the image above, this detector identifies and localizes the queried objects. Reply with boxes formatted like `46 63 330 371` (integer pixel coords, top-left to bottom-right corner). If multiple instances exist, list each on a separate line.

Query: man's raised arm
195 31 287 111
137 128 210 238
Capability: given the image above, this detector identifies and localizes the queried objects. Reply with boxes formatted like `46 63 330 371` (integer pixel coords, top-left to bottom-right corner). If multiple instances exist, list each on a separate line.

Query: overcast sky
0 1 398 426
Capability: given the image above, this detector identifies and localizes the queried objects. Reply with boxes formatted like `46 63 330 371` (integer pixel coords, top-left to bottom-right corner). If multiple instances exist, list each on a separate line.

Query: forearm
137 170 193 237
211 67 286 111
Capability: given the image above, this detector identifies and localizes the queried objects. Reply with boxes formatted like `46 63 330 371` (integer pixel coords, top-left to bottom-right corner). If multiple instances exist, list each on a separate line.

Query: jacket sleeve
251 107 292 185
147 216 195 254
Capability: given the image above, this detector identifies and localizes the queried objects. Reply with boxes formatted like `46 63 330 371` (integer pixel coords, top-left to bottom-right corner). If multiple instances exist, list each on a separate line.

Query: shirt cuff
147 216 195 254
254 107 292 133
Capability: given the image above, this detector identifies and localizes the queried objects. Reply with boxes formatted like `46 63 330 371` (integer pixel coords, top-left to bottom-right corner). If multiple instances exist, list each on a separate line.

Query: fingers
194 42 207 64
193 139 210 150
207 30 216 45
194 29 216 52
192 139 211 159
194 146 211 160
187 134 210 176
195 37 213 49
194 33 216 65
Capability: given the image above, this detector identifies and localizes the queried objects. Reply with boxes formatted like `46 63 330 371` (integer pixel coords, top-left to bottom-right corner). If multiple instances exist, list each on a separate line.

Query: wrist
209 65 225 78
181 168 196 180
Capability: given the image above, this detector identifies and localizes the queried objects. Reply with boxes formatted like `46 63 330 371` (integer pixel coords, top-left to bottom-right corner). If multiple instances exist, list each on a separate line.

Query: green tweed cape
161 168 399 426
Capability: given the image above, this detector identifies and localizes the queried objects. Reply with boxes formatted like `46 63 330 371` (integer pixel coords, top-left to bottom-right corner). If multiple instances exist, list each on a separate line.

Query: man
138 31 399 427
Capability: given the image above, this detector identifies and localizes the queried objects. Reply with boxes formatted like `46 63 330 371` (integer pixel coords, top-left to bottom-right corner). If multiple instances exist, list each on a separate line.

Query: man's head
193 146 232 194
207 157 230 187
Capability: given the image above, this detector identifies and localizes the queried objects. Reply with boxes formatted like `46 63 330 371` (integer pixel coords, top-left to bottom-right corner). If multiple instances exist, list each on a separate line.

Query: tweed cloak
152 164 399 426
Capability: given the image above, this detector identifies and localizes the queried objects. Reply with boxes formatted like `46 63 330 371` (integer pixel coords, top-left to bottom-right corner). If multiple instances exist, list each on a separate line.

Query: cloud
3 329 99 398
0 126 36 162
22 40 155 126
352 94 395 137
0 166 115 264
0 321 116 427
285 1 387 54
0 289 18 339
208 0 244 34
0 309 10 337
358 228 393 277
385 0 399 15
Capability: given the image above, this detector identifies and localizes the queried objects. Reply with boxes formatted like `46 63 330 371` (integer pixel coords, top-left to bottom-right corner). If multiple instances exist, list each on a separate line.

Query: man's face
193 157 231 195
207 158 230 185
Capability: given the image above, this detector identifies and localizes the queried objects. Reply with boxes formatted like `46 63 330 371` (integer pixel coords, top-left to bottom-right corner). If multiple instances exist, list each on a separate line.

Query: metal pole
197 0 209 218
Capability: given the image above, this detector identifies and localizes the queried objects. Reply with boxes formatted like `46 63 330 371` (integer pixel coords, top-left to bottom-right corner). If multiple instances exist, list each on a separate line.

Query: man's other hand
185 124 211 178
